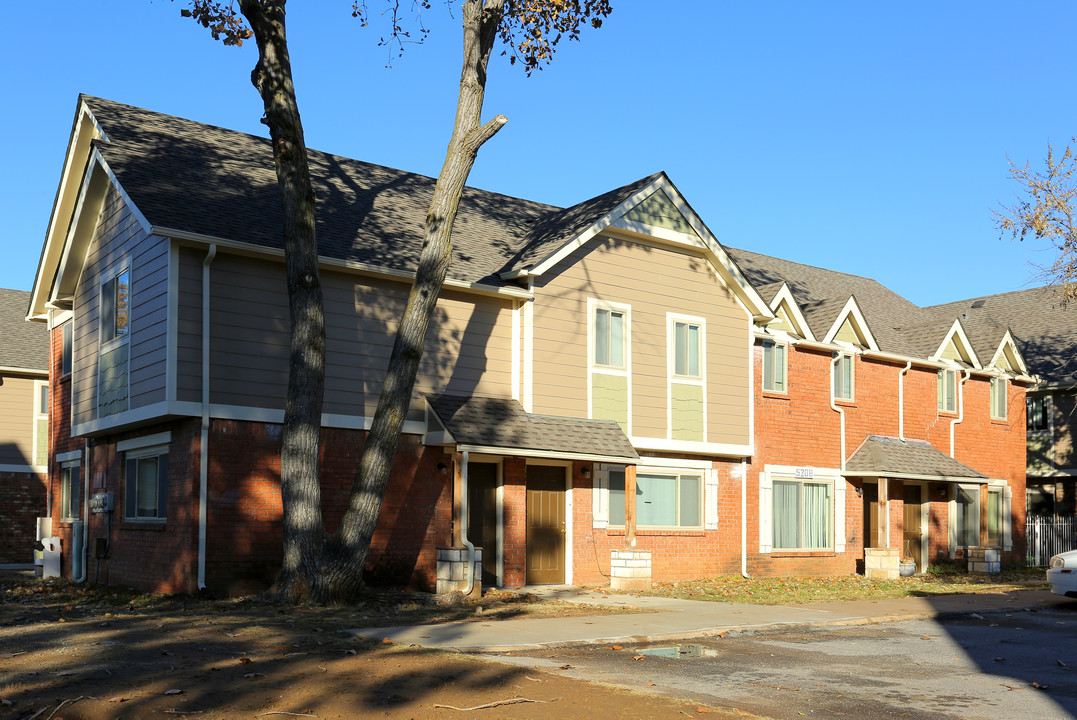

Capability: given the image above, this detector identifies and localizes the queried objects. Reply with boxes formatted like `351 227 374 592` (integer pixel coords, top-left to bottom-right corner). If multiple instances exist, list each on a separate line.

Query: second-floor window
101 268 130 343
594 306 626 369
832 353 854 401
60 462 81 521
990 377 1008 420
61 321 72 376
937 368 956 413
1028 396 1049 432
672 320 701 378
762 341 787 393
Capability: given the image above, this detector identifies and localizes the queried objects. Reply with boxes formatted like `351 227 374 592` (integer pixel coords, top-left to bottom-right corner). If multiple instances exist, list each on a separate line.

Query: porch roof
425 394 639 464
844 435 987 483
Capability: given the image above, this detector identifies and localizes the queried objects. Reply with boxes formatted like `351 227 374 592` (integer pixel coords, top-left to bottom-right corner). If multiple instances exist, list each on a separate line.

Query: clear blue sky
2 2 1074 307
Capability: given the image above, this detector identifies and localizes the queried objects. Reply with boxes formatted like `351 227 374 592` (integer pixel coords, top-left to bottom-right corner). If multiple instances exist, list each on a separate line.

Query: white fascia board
989 330 1030 377
29 99 106 321
55 449 83 463
821 296 880 351
770 283 817 342
454 444 638 465
630 435 753 458
842 470 987 484
160 228 532 301
0 366 48 377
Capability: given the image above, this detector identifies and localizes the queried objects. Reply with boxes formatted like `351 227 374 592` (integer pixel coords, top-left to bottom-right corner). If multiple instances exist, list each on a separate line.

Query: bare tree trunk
240 0 328 603
328 0 509 600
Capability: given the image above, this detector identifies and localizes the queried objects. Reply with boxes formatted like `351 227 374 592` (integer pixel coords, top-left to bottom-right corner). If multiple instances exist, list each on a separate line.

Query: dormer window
832 353 854 401
937 368 957 413
990 377 1008 420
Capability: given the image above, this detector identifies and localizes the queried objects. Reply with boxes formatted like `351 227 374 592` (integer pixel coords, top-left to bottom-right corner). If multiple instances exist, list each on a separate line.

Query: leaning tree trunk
326 0 509 601
240 0 328 603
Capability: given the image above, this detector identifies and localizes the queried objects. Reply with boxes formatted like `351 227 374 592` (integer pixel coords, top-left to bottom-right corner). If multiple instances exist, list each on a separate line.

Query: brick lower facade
0 470 46 564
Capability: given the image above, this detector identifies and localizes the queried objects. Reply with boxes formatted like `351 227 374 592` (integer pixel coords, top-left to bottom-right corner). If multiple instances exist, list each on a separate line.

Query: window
609 468 702 528
101 268 130 343
762 341 786 393
937 369 956 413
987 487 1004 547
61 322 72 376
594 306 625 369
125 447 168 521
954 485 979 547
672 321 701 378
60 462 81 521
773 479 832 549
990 377 1008 420
832 353 854 401
1028 396 1049 432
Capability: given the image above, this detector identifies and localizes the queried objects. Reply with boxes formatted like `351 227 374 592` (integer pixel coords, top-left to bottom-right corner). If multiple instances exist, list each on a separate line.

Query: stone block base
864 547 899 580
968 547 1000 574
435 546 482 598
610 549 652 591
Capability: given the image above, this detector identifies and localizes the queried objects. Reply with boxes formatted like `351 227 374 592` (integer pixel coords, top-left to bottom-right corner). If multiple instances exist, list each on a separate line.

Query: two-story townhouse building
0 288 50 565
928 287 1076 557
728 249 1031 574
28 96 1031 595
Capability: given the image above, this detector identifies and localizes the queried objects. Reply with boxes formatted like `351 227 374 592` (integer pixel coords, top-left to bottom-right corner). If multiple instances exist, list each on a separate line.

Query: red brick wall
0 470 46 564
46 322 86 578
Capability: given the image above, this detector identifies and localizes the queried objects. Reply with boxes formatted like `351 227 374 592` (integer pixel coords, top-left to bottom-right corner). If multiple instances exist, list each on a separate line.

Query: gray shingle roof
0 288 49 372
927 286 1073 384
845 435 986 480
426 394 638 461
83 96 659 289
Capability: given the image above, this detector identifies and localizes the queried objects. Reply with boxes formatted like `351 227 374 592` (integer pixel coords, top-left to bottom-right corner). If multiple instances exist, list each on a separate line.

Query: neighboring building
0 288 50 565
27 96 1032 595
729 250 1031 574
928 287 1077 518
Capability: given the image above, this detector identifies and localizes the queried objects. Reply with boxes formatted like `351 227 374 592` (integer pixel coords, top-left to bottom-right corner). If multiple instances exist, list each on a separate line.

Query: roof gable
990 330 1028 376
767 284 816 341
932 319 980 368
822 296 879 351
620 188 698 237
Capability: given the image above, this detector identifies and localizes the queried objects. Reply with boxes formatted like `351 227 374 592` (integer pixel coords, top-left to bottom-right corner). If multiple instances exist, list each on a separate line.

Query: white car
1048 549 1077 597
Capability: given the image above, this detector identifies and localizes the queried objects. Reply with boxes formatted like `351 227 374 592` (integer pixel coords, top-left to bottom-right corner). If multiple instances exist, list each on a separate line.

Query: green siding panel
99 344 130 417
834 319 860 346
770 304 794 334
940 340 962 362
35 418 48 467
623 191 696 236
671 383 704 442
592 373 628 431
1028 434 1053 474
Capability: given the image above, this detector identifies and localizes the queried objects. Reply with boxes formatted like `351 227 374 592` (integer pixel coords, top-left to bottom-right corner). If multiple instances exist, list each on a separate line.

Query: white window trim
124 443 169 523
1027 394 1052 435
586 298 632 434
832 350 855 402
937 366 958 414
117 431 172 453
990 376 1008 421
666 312 707 442
61 321 73 377
599 463 710 531
32 379 49 470
759 464 843 553
761 339 788 394
949 483 981 553
60 459 82 522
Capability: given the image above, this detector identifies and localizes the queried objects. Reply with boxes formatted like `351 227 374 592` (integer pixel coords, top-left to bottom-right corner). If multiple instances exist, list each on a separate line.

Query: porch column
436 451 481 596
877 478 889 548
452 452 464 547
979 483 989 548
624 464 637 549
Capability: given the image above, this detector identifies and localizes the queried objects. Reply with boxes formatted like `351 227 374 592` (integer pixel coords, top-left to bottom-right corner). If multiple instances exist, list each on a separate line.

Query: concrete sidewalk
347 587 1071 652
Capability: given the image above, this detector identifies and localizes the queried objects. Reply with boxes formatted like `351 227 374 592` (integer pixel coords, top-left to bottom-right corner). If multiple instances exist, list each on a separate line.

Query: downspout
74 440 91 582
459 450 477 596
898 361 912 441
949 369 970 457
829 354 846 472
197 244 217 590
740 459 749 578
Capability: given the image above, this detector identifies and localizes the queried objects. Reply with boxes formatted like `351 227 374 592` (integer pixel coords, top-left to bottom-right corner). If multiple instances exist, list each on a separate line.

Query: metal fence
1027 515 1077 566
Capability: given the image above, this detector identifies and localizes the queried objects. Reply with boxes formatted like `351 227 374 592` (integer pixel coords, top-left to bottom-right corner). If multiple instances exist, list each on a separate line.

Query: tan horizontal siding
206 253 513 421
0 376 38 465
532 233 751 446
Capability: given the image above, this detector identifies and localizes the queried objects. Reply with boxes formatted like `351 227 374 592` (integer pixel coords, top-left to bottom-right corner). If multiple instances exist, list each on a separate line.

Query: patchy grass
639 568 1048 605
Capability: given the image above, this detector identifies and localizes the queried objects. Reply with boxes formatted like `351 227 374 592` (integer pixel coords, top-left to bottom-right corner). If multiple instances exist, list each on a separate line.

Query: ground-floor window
60 461 81 521
953 485 979 547
609 468 703 529
773 479 832 549
125 446 169 521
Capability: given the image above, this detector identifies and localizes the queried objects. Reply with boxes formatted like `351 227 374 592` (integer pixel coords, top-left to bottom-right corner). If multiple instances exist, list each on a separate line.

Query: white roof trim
511 175 772 320
988 329 1030 376
769 283 817 342
821 296 880 351
930 318 982 369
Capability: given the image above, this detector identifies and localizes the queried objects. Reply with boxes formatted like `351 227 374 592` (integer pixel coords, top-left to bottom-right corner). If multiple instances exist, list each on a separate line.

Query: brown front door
466 462 499 587
526 465 566 585
903 484 923 570
863 482 881 548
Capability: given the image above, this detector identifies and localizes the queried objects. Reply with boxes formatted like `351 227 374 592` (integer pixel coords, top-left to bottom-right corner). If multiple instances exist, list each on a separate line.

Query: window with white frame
832 353 854 401
672 319 701 379
773 478 832 549
953 485 979 547
990 377 1008 420
1027 395 1049 432
60 461 81 521
762 340 787 393
124 446 168 521
593 305 626 369
101 268 130 343
937 368 956 413
986 486 1004 546
608 468 702 528
33 380 48 468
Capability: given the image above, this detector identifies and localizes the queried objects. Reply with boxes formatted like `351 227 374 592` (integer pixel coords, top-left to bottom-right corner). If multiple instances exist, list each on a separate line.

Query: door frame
525 459 573 586
465 454 504 587
903 481 929 572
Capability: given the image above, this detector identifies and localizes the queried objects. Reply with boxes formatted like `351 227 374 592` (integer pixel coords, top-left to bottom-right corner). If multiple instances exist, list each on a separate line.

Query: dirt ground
0 576 758 720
